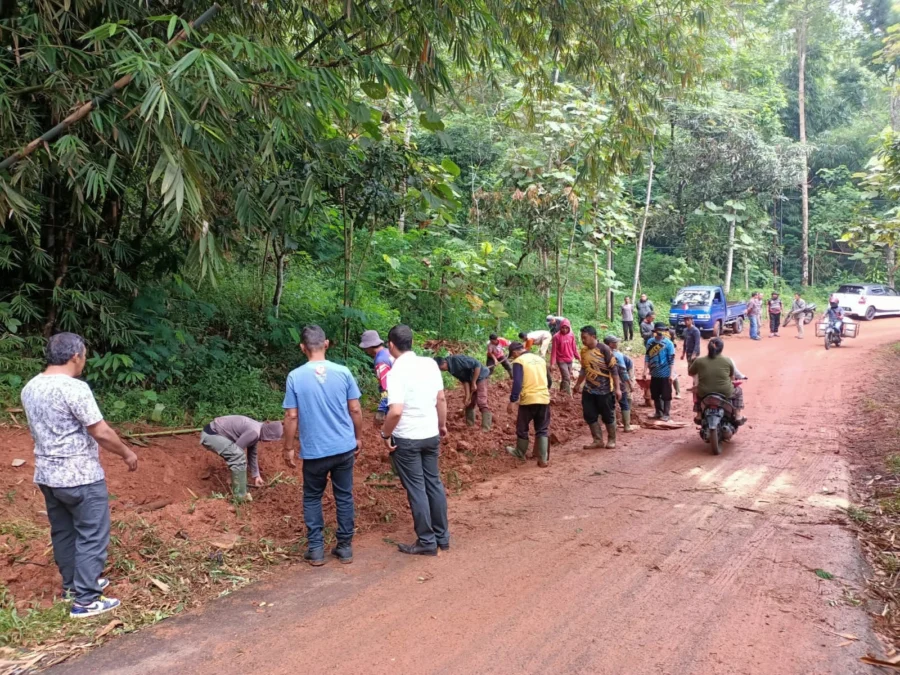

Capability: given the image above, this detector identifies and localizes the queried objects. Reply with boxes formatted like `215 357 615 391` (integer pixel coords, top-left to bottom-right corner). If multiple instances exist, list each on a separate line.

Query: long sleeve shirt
210 415 263 478
645 337 676 379
551 329 578 364
637 300 655 320
639 320 655 344
682 326 701 358
510 353 551 405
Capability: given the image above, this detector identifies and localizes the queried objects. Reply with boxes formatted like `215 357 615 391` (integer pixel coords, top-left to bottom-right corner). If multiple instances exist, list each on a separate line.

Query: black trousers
622 320 634 341
516 404 550 440
650 377 673 402
582 391 616 425
391 436 449 549
769 314 780 334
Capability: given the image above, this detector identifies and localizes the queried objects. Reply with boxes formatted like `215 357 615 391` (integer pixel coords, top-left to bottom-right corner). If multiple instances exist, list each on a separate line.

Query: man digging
434 354 493 431
200 415 283 501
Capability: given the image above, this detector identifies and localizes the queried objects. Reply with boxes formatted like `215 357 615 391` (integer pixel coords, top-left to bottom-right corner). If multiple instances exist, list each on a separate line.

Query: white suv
832 283 900 321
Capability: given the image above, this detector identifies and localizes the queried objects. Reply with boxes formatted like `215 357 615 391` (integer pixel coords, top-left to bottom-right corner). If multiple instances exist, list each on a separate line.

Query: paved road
55 317 900 674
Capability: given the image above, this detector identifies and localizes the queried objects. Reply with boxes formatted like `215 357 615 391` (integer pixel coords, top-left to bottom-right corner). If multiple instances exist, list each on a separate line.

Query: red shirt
487 337 510 359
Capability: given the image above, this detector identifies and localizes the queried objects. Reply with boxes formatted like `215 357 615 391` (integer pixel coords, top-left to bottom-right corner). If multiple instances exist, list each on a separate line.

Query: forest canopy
1 0 898 420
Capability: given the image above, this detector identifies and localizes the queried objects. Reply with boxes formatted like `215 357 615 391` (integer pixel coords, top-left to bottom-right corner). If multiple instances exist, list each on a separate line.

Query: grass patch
0 588 76 648
888 454 900 476
0 516 301 663
0 520 48 541
844 505 870 523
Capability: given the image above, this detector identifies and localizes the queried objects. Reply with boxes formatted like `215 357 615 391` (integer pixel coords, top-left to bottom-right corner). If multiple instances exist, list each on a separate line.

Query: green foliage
0 0 895 426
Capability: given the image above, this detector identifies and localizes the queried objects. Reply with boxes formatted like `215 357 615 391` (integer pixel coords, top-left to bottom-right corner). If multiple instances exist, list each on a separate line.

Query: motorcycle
823 318 842 350
698 380 744 456
783 303 817 328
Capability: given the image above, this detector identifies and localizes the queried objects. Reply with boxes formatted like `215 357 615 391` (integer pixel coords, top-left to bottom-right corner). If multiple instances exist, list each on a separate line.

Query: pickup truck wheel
865 305 876 321
712 320 722 337
734 317 744 334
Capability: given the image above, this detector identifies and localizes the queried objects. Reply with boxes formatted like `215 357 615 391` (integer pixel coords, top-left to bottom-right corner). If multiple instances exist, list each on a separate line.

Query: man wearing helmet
824 298 844 330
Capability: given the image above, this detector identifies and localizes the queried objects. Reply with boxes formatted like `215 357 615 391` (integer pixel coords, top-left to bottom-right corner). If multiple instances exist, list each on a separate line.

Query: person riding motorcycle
687 337 747 426
824 299 843 327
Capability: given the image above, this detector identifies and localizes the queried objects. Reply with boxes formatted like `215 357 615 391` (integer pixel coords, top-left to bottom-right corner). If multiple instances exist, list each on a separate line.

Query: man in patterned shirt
574 326 621 450
20 333 138 619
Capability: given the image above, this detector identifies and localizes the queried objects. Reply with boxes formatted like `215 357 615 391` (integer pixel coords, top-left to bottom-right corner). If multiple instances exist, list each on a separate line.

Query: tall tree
798 0 811 287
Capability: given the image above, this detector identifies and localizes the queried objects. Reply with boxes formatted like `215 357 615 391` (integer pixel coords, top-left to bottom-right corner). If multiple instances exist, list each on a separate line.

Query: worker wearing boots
550 318 579 397
644 322 676 422
506 341 551 467
604 335 634 433
200 415 283 501
434 354 493 431
575 326 621 449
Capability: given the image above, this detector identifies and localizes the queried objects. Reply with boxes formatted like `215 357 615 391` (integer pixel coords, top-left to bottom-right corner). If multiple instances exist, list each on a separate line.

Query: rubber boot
562 380 573 397
661 400 671 422
465 407 476 427
507 437 529 460
673 377 681 399
230 468 250 502
649 399 662 419
481 410 493 432
535 436 550 467
605 423 617 449
583 422 605 449
622 409 633 432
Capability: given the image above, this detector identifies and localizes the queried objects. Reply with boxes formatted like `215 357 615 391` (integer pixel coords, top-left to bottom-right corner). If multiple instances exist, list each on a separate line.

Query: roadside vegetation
845 343 900 649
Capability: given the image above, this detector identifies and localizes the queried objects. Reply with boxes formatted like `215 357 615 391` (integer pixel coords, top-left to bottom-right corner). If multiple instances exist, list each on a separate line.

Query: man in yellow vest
505 341 551 467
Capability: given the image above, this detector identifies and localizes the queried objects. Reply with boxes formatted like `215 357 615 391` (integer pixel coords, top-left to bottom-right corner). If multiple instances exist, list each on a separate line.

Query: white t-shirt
527 330 552 345
386 351 444 440
21 374 105 488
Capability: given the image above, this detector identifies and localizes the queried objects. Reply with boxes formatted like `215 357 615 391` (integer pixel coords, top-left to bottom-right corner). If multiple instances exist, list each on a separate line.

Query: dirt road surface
54 318 900 675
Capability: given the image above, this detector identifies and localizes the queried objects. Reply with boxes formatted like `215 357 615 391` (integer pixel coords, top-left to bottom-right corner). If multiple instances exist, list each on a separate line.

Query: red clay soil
48 316 900 675
0 378 583 609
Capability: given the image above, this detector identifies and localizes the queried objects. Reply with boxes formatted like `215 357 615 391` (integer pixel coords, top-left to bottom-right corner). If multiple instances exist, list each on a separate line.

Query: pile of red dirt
0 378 595 609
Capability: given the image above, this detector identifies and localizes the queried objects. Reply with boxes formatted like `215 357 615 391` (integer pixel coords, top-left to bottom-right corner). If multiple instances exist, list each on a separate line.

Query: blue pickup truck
669 285 748 337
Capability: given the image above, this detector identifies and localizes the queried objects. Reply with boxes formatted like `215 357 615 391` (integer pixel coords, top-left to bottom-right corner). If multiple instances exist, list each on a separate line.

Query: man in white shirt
381 324 450 555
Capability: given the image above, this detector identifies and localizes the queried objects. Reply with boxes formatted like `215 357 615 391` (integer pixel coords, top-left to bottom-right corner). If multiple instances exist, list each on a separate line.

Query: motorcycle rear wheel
709 427 721 455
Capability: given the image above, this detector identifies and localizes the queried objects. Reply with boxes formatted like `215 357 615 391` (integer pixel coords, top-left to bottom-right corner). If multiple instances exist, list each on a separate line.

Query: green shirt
688 355 735 398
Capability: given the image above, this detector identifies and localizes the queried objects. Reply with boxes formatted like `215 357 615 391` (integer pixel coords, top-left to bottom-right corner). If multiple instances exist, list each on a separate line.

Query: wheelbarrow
634 377 654 407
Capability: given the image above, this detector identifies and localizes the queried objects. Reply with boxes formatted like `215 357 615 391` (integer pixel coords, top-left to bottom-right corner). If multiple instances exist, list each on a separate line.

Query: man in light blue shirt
282 325 363 566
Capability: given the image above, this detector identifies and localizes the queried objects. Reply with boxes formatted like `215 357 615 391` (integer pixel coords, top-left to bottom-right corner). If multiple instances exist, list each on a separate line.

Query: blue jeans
749 314 760 339
39 480 111 605
302 450 356 551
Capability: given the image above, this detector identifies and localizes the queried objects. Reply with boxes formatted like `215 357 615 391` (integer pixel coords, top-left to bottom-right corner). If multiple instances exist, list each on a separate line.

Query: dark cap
654 322 668 332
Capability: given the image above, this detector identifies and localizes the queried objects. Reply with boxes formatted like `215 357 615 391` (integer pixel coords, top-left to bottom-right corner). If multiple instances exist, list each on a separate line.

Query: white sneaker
70 595 120 619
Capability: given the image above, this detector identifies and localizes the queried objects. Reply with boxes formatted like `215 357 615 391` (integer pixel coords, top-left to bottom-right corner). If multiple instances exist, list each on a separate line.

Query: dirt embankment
0 378 587 611
844 343 900 652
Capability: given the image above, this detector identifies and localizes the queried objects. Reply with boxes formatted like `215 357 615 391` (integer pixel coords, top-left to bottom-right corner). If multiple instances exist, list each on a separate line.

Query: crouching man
200 416 283 501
